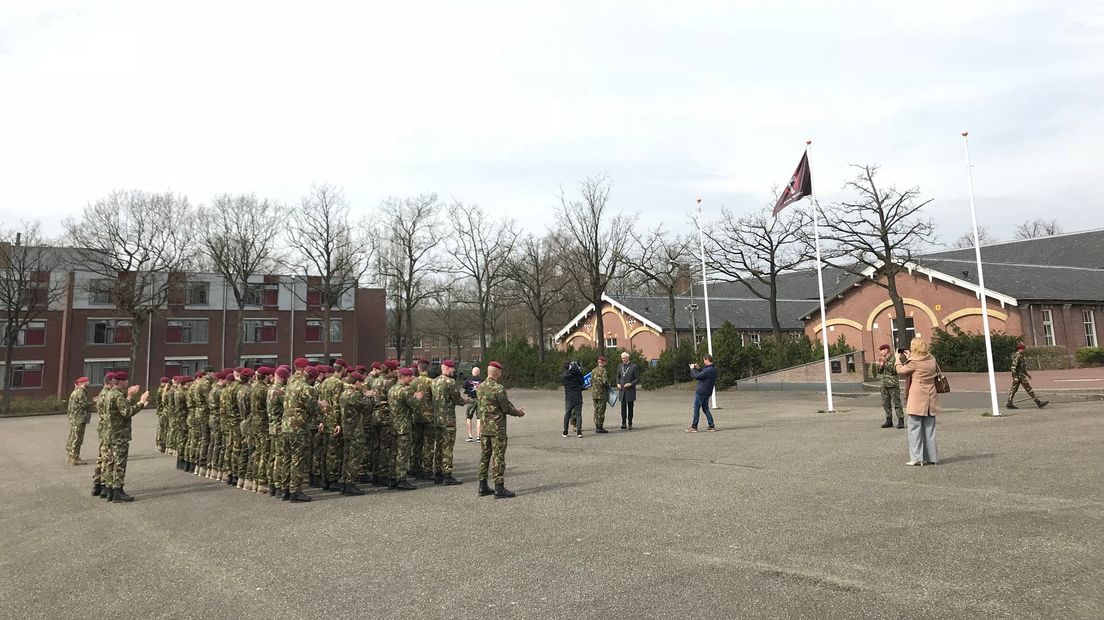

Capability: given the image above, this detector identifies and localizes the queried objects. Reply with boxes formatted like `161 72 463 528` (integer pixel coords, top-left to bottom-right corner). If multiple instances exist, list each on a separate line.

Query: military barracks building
555 230 1104 365
2 267 386 399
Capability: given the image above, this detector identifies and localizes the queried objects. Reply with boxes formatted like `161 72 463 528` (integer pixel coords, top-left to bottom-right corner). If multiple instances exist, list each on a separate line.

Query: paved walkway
944 367 1104 392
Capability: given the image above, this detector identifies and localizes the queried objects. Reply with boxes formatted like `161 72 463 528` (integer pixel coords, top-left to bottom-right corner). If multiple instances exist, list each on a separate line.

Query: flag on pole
773 151 812 215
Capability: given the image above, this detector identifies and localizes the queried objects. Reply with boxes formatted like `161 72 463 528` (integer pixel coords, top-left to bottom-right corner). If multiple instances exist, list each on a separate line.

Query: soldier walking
431 359 466 485
66 376 93 465
1007 343 1049 409
477 361 525 499
590 356 610 433
875 344 905 429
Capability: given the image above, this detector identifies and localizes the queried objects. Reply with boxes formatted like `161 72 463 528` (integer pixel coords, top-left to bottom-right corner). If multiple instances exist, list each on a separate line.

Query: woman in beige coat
895 337 940 466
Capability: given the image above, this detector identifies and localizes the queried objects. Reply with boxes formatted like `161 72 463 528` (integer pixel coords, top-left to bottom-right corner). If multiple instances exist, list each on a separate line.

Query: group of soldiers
68 371 151 502
69 355 526 503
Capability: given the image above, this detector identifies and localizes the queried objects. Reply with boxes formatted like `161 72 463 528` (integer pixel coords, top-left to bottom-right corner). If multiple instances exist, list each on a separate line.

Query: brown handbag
934 362 950 394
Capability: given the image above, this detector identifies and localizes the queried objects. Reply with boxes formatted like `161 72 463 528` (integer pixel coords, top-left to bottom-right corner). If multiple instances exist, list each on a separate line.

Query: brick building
1 268 386 399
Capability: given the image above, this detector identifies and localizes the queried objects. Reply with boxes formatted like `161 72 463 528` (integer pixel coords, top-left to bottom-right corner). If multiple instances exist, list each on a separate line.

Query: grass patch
1 396 68 415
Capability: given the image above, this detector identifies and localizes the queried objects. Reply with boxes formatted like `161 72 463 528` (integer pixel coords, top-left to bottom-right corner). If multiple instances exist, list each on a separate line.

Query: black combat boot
896 418 905 429
281 489 291 501
321 479 333 491
388 478 398 489
112 487 134 503
288 491 312 502
358 473 372 484
442 474 462 486
1006 402 1018 409
494 483 515 499
103 487 115 501
176 457 185 470
434 472 444 485
478 479 494 496
341 483 365 496
372 476 388 487
596 426 609 434
880 416 893 428
269 486 278 497
92 483 102 497
393 479 416 491
1037 399 1049 408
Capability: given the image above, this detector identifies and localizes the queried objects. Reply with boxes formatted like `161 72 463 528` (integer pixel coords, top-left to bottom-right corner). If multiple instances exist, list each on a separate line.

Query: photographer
562 360 585 438
687 355 717 432
875 344 905 429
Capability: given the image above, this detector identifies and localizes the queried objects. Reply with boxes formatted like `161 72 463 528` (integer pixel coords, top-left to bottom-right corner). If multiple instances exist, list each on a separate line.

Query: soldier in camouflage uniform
102 371 149 503
431 359 466 485
318 362 347 490
178 376 198 471
171 377 189 466
410 360 436 480
874 344 905 429
360 362 383 482
371 361 399 485
267 366 289 498
388 367 423 491
193 371 213 477
92 372 116 498
236 367 257 489
66 376 93 465
477 361 526 498
248 368 272 493
1007 343 1049 409
337 372 371 495
282 363 322 502
154 376 170 453
204 371 223 479
221 369 244 487
590 356 610 433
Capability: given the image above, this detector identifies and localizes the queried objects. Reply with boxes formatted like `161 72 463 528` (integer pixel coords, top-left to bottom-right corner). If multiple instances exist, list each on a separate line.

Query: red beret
319 365 333 374
597 356 606 363
105 372 116 381
369 362 381 370
488 361 502 370
418 358 430 364
114 371 129 381
350 372 365 382
240 367 255 378
879 344 890 351
195 370 207 378
304 367 319 379
334 358 348 368
293 357 310 368
397 368 413 377
257 366 273 376
441 359 456 368
384 360 399 370
76 376 90 385
274 367 290 379
1016 343 1026 350
180 376 192 384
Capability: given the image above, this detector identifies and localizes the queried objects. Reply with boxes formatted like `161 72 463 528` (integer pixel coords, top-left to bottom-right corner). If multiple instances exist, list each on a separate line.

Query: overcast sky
1 1 1101 245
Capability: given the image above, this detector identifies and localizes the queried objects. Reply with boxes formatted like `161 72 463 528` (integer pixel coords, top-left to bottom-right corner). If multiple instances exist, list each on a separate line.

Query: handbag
934 362 950 394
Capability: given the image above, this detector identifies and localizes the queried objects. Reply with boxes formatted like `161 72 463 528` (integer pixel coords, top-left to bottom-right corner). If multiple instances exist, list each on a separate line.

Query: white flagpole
696 197 718 409
962 131 1002 417
807 140 835 413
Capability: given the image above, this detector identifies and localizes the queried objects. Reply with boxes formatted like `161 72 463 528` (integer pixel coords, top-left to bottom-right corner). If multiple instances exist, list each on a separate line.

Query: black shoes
341 483 365 496
620 424 627 430
176 458 185 470
92 483 102 497
433 473 444 485
112 487 134 503
226 476 236 486
1037 400 1049 408
896 418 905 429
270 486 279 497
1006 402 1018 409
442 474 462 485
102 487 114 501
393 479 416 491
478 480 494 496
596 427 609 434
281 489 291 501
358 473 372 484
372 477 389 487
493 484 515 499
289 491 312 502
881 417 893 428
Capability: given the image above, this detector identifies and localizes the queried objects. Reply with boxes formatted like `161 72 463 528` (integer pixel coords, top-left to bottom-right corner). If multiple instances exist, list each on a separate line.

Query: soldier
154 376 170 453
431 359 466 485
221 369 243 487
360 361 383 482
410 359 436 480
66 376 93 465
875 344 905 429
282 363 320 502
193 370 213 477
181 375 199 472
250 367 273 494
336 371 372 495
463 366 482 441
206 370 226 480
236 367 257 490
388 367 424 491
268 366 289 498
103 371 150 503
318 361 347 491
1007 343 1049 409
92 372 115 498
477 361 526 499
591 356 610 433
171 376 189 468
371 360 399 486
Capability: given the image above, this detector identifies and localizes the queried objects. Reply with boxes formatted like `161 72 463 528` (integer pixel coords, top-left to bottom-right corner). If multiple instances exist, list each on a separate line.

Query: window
1085 310 1098 347
747 332 762 347
6 321 47 346
604 336 618 349
87 319 132 344
166 319 209 344
89 279 114 305
307 288 322 308
185 281 209 306
83 360 129 386
164 358 208 378
1042 309 1056 346
240 356 278 369
243 283 279 307
890 317 915 346
304 319 340 342
243 319 278 343
0 362 44 389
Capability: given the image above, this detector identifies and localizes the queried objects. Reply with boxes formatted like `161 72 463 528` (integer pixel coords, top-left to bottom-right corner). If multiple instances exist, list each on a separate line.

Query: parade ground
2 388 1102 619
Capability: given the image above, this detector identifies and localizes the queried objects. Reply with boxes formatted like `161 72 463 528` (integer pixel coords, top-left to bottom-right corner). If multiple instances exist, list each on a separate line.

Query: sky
1 1 1101 246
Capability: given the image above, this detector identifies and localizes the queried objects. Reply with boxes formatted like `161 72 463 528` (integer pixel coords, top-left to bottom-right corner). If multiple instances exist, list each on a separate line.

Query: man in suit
616 351 640 430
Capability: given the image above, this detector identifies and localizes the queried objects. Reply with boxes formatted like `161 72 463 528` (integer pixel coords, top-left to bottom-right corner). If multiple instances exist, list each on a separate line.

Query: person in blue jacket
687 355 717 432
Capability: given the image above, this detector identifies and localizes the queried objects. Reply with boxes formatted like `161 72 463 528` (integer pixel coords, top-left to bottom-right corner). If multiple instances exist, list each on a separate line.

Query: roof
926 229 1104 270
916 258 1104 302
694 266 859 302
618 295 810 331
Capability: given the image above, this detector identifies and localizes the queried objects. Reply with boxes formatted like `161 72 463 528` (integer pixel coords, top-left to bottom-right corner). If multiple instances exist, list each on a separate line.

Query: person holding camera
895 337 940 466
875 344 905 429
562 360 585 438
687 355 717 432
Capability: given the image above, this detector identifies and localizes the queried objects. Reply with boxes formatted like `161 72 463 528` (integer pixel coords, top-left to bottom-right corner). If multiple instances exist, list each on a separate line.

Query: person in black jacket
616 352 640 429
561 361 585 438
687 355 717 432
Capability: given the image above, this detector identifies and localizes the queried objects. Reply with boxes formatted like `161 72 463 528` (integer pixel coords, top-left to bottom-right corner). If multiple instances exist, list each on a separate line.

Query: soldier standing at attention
221 369 243 487
66 376 93 465
169 376 187 463
463 366 482 442
361 362 383 481
477 361 525 499
154 376 170 453
371 361 399 486
1007 343 1049 409
388 367 424 491
193 370 213 478
318 361 347 491
281 364 317 502
431 359 466 485
92 372 116 498
267 366 289 498
410 360 436 480
250 367 273 494
336 372 371 495
590 356 610 433
236 367 256 489
875 345 905 429
103 371 150 503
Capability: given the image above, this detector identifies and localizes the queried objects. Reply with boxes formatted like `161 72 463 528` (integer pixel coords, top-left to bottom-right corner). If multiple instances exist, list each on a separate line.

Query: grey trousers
907 415 939 463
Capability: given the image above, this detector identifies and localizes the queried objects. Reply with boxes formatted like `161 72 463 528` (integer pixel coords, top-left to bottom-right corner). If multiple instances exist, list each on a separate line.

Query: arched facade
558 300 666 361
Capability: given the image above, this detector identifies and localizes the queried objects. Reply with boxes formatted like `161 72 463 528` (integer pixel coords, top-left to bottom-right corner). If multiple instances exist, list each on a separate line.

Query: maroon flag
773 151 812 215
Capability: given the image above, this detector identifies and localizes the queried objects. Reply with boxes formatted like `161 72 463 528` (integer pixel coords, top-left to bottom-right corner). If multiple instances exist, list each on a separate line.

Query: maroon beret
597 356 606 363
441 359 456 368
159 376 169 384
488 361 502 370
397 368 413 377
369 362 381 370
384 360 399 370
1016 343 1026 350
319 365 333 374
242 367 256 378
257 366 273 376
274 367 290 379
105 372 117 382
334 358 348 368
293 357 310 368
879 344 890 351
304 367 319 379
114 371 130 381
350 372 365 382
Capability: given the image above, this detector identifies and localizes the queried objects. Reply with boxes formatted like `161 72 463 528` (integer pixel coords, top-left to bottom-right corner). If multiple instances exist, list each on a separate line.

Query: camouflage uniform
590 364 609 429
185 381 202 465
92 386 113 488
874 356 904 420
221 379 244 480
410 372 436 476
388 380 421 483
154 383 169 452
171 385 188 456
282 374 320 493
318 375 346 484
1008 350 1044 407
66 385 93 460
431 373 464 477
268 382 286 491
104 388 144 489
207 381 224 475
339 385 369 485
249 379 270 487
477 377 523 486
238 378 255 482
371 373 397 481
194 377 212 468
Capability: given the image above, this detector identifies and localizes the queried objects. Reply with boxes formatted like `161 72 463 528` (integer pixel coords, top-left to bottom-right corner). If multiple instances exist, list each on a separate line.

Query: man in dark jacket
616 352 640 429
687 355 717 432
562 361 585 438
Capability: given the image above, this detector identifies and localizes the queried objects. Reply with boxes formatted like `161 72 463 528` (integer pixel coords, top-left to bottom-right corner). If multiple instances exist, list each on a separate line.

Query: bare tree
425 280 473 361
451 203 519 361
504 233 571 361
0 222 67 411
200 194 284 365
286 184 373 362
1014 218 1063 239
550 175 631 349
618 226 695 346
706 206 811 344
63 190 196 374
377 193 444 364
819 165 936 349
950 226 996 249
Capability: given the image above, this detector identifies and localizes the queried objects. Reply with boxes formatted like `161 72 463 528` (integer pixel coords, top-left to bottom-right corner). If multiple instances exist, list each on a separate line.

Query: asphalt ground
2 387 1102 619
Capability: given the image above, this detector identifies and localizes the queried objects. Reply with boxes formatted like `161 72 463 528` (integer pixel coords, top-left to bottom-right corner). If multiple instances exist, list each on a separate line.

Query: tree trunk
403 304 415 365
234 301 245 368
592 289 605 350
885 269 909 349
478 299 488 364
322 304 331 361
769 280 783 345
667 290 679 347
393 309 404 361
130 315 145 385
536 315 546 362
3 340 14 414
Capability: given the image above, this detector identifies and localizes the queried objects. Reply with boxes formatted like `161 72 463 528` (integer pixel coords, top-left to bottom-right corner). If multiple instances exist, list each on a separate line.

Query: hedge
930 325 1019 372
1075 346 1104 367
